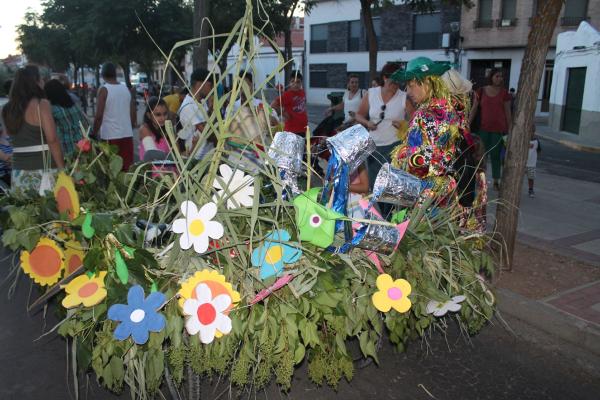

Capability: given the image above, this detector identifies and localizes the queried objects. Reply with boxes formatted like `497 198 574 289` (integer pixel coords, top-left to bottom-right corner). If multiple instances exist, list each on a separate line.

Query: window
476 0 493 28
310 24 328 53
501 0 516 20
413 13 441 50
310 69 329 88
562 0 588 26
365 17 382 51
348 20 361 52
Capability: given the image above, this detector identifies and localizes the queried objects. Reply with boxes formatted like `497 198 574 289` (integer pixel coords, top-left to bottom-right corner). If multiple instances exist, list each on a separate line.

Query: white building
548 21 600 142
304 0 461 105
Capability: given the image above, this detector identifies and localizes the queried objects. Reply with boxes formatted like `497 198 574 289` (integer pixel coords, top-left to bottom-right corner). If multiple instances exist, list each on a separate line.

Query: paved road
538 137 600 183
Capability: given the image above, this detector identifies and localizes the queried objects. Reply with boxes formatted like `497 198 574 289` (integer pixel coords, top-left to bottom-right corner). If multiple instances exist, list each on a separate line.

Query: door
541 60 554 113
469 59 511 90
562 67 586 134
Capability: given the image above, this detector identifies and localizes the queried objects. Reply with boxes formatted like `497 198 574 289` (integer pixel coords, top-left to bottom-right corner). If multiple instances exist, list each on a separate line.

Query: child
527 127 540 198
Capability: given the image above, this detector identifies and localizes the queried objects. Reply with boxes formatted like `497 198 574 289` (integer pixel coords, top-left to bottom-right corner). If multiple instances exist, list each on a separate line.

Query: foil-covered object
281 170 302 198
372 163 422 208
267 131 305 174
355 223 399 255
326 124 375 173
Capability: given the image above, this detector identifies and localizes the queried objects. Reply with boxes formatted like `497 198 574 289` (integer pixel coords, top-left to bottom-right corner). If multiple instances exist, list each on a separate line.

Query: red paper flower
77 139 91 152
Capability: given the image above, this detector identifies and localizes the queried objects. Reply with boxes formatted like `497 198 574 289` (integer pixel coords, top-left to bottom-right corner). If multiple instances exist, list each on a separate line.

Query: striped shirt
52 105 87 156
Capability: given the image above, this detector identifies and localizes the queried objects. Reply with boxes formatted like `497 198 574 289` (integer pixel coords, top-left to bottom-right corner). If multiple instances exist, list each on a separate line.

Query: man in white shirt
178 68 215 160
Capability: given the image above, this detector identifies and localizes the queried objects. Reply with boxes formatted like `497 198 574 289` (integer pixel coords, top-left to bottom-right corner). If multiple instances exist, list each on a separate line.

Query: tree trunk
95 65 100 87
360 0 378 82
122 61 132 88
193 0 209 69
495 0 564 270
73 64 78 86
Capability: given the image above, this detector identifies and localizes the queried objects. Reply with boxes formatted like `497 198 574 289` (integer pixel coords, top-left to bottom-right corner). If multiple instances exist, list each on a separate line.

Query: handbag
37 103 54 196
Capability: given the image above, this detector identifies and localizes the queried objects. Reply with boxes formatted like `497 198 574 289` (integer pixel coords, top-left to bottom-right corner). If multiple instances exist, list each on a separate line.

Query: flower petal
260 261 284 280
144 291 166 311
192 234 209 254
446 302 462 313
452 295 466 303
251 246 266 267
215 314 232 335
211 294 232 313
195 283 213 304
426 300 440 315
375 274 394 292
62 294 80 309
273 229 290 242
199 324 217 344
219 164 233 181
144 312 166 333
127 285 145 308
179 232 194 250
183 299 200 317
180 201 199 218
113 321 133 341
205 220 224 240
282 245 302 264
172 218 187 234
198 202 217 221
372 291 392 312
396 279 412 297
108 304 131 321
185 315 201 335
130 325 150 345
391 297 412 313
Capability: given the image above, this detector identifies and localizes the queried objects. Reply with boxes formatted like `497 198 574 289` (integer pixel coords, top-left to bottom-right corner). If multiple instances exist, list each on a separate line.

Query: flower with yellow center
371 274 412 313
171 201 224 254
251 230 302 280
64 240 85 276
54 172 80 221
62 271 108 309
20 237 65 286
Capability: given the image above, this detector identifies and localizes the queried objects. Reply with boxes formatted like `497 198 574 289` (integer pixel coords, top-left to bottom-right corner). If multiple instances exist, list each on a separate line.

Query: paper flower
107 285 166 344
372 274 412 313
62 271 108 308
251 230 302 280
183 283 233 344
64 240 85 276
426 295 466 317
250 274 295 305
212 164 254 209
178 269 240 343
293 187 344 248
76 138 91 152
20 237 65 286
172 201 224 254
54 172 80 221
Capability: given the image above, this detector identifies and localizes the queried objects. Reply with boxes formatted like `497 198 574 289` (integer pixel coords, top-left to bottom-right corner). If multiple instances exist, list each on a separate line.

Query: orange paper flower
54 172 80 220
20 238 65 286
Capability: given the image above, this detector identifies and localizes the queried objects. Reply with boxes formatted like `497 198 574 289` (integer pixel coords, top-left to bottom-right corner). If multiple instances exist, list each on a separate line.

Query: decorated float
0 5 495 400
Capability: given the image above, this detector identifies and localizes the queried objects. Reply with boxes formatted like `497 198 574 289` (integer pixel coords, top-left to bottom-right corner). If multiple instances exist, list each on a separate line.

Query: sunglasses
376 104 386 126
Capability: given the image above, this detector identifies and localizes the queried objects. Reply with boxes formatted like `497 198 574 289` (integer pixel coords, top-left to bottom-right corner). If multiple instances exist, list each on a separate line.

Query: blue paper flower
107 285 166 345
251 230 302 280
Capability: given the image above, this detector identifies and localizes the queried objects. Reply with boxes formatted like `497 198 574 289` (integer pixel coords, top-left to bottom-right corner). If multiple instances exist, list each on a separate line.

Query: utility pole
193 0 209 69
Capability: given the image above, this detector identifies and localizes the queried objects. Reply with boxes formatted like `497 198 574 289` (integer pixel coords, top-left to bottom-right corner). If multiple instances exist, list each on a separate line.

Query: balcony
473 19 494 29
561 16 588 26
496 18 518 28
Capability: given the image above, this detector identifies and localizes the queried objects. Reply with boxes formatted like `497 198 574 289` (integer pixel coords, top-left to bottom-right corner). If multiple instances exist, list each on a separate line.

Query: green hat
391 57 451 82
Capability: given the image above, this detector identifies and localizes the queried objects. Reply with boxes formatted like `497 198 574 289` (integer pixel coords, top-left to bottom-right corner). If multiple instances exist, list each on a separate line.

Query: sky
0 0 42 59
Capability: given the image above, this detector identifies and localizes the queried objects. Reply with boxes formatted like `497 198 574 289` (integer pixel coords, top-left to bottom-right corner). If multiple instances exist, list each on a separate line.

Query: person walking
355 62 407 192
470 68 512 191
44 79 88 157
92 62 136 170
1 65 64 196
270 70 308 136
327 74 365 127
177 68 215 160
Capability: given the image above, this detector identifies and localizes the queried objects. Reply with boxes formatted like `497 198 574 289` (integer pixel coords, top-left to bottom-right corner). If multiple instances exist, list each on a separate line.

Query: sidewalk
535 118 600 153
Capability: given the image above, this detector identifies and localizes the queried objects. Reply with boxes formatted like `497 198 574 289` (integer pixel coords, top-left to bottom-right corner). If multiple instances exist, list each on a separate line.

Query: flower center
387 287 402 300
265 245 283 264
130 308 146 323
29 244 62 277
189 219 205 236
197 303 217 325
78 282 99 298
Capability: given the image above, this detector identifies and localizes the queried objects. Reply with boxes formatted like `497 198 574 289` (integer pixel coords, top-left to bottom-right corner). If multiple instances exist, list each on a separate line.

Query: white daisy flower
172 201 224 254
426 295 466 317
182 283 233 344
212 164 254 209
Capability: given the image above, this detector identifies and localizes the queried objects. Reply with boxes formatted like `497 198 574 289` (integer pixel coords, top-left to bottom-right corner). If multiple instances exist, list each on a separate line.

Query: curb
536 131 600 154
496 288 600 357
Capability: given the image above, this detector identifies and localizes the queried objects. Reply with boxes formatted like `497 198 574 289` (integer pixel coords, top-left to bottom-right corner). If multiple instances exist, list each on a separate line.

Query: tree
495 0 564 269
193 0 210 69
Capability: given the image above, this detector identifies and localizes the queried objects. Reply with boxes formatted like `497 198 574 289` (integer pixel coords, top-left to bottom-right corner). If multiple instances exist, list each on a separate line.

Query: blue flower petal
272 229 290 242
251 245 268 267
144 291 166 311
282 245 302 264
144 312 166 333
130 325 150 345
107 304 131 322
113 321 133 341
260 260 284 280
127 285 145 308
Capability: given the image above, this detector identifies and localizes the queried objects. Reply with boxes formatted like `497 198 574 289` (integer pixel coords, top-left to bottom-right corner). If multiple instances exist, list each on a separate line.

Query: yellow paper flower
54 172 80 221
178 269 240 339
62 271 107 309
371 274 412 313
64 241 85 276
20 237 65 286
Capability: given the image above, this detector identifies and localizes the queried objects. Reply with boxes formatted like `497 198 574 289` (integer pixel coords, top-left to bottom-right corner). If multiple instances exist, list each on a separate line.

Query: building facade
304 0 461 105
460 0 600 115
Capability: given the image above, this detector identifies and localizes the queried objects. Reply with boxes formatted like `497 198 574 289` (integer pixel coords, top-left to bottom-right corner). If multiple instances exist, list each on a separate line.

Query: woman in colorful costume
390 57 465 207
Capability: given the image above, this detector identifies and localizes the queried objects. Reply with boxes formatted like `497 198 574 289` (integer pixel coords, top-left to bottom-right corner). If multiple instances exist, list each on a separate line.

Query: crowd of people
0 58 540 228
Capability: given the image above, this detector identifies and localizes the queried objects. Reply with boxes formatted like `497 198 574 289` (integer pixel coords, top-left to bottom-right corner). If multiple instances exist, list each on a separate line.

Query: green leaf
109 157 123 177
114 249 129 285
92 213 113 236
293 343 305 365
391 209 407 224
82 213 95 238
1 228 19 249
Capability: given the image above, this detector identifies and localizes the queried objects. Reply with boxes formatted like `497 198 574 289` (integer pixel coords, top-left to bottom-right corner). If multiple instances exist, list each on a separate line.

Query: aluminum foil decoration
326 124 375 174
355 221 409 256
372 163 422 208
267 131 305 197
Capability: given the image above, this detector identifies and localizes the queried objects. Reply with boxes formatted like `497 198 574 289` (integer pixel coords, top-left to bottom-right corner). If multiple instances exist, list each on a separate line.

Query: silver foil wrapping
355 223 399 255
326 124 375 173
267 131 305 174
372 163 422 207
281 170 302 198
